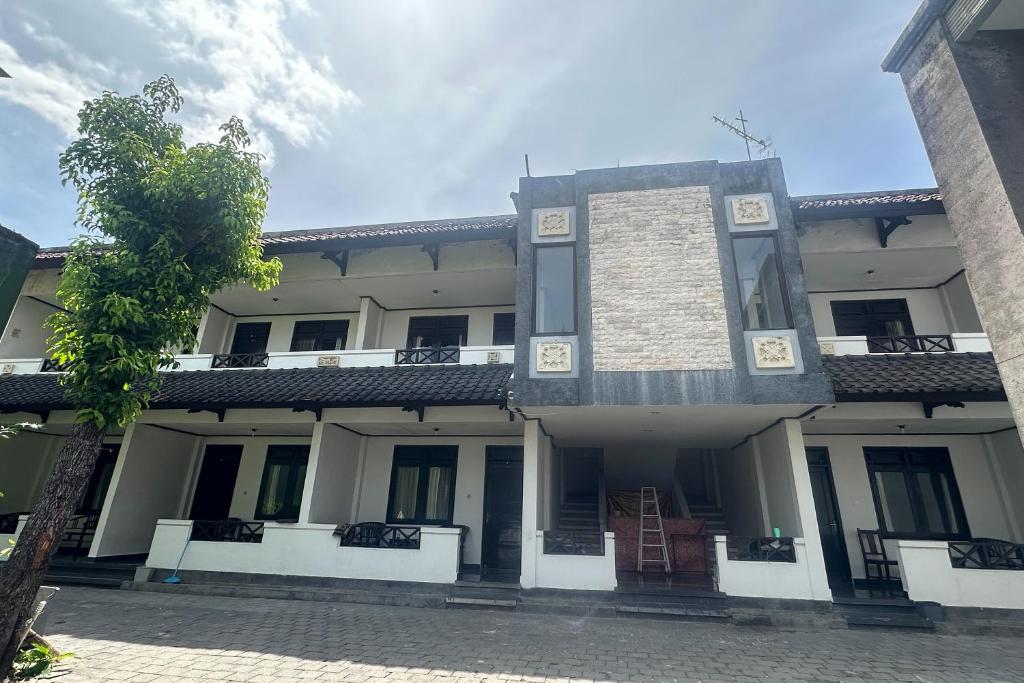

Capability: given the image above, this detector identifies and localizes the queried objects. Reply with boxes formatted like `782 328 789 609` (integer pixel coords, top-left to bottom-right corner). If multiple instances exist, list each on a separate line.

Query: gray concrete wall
896 22 1024 430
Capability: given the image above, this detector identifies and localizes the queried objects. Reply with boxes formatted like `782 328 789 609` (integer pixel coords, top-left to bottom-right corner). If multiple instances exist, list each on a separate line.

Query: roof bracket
188 407 226 423
2 408 48 424
421 243 440 271
875 216 912 248
292 406 323 422
922 401 966 419
402 405 426 422
321 250 349 276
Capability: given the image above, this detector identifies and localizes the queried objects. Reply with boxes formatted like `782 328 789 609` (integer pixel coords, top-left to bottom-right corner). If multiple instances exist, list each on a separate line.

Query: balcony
817 333 991 356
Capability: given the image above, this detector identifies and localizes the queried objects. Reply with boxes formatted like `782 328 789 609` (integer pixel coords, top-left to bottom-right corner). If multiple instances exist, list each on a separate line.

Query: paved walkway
37 587 1024 682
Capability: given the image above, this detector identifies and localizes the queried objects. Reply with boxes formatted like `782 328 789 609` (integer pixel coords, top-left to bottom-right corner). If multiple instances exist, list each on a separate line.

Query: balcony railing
190 519 265 543
394 346 460 365
726 536 797 563
335 523 422 549
543 530 605 556
866 335 955 353
211 353 270 369
949 539 1024 570
59 513 101 554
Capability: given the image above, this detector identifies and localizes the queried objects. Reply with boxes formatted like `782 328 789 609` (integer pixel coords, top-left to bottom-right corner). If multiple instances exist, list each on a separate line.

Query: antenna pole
524 154 531 178
712 111 773 161
737 110 751 161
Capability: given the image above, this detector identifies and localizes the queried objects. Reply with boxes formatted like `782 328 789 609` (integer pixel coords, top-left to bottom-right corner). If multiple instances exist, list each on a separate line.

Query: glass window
492 312 515 345
831 299 916 337
534 246 575 334
864 447 969 540
230 322 271 354
732 235 790 330
255 445 309 521
406 316 469 348
290 319 349 352
387 446 458 524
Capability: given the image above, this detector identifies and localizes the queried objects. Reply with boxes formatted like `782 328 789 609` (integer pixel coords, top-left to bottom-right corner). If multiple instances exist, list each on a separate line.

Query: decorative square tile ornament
536 342 572 372
818 342 836 355
752 336 796 369
731 197 771 225
486 351 501 364
1 364 13 375
536 208 572 237
317 355 340 367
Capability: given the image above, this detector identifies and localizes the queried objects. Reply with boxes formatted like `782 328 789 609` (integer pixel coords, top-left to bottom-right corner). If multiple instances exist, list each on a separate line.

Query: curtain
390 466 419 520
425 466 452 520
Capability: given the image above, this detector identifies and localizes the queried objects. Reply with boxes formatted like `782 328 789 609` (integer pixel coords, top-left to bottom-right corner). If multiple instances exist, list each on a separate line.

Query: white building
1 159 1021 628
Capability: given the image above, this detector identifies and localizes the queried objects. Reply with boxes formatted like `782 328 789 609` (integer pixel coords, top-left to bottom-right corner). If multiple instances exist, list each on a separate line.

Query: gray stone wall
899 23 1024 431
587 186 733 371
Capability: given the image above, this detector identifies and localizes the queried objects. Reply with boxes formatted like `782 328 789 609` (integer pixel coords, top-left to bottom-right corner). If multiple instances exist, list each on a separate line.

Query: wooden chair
857 529 899 587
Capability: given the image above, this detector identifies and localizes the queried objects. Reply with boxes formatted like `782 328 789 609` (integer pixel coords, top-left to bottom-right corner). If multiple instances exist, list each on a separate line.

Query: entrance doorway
806 447 852 590
481 446 523 583
189 445 243 520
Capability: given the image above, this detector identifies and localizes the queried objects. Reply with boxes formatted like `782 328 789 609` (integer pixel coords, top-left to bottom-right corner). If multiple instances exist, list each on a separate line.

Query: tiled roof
791 188 944 219
0 363 513 412
34 215 518 263
821 353 1004 399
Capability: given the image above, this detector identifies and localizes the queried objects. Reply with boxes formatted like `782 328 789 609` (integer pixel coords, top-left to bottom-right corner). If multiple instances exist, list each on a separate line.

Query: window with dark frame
387 446 458 525
229 322 271 354
290 319 350 352
533 245 576 335
864 447 970 541
730 234 791 330
406 315 469 348
492 312 515 345
831 299 916 337
254 445 309 521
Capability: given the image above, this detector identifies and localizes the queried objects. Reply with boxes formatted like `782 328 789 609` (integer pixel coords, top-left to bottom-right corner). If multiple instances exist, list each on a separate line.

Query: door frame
806 446 852 586
480 445 524 582
188 444 244 520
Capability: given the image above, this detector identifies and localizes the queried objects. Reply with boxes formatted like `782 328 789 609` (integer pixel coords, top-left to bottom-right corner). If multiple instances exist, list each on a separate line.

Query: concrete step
43 573 126 588
844 614 935 630
444 596 517 610
615 605 731 622
127 580 450 608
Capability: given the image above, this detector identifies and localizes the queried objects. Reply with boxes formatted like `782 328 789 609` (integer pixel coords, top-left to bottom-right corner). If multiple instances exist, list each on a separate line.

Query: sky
0 1 932 248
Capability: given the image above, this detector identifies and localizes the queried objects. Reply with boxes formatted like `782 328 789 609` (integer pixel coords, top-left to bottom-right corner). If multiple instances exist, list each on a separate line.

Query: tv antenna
712 110 773 160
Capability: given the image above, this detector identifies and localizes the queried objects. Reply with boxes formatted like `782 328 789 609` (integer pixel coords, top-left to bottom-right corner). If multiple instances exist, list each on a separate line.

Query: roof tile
821 353 1003 398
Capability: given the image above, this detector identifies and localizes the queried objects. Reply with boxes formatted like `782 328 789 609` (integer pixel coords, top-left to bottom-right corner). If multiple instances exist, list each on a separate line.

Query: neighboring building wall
0 432 62 513
588 186 731 371
895 23 1024 431
804 432 1019 579
0 226 38 331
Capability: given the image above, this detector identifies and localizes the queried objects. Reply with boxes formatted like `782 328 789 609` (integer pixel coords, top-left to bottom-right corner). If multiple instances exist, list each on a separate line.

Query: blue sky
0 1 930 247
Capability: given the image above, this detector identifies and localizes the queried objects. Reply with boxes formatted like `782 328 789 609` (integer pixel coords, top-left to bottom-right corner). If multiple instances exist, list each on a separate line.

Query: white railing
817 333 991 356
0 346 515 376
145 519 463 584
533 530 617 591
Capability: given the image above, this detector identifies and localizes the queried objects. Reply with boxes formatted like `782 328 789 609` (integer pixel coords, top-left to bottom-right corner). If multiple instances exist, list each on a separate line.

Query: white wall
985 429 1024 541
898 539 1024 609
715 536 824 601
354 435 523 566
92 424 199 557
199 436 313 520
197 306 232 354
378 306 513 349
757 422 803 537
803 433 1018 579
534 531 617 591
717 442 765 536
0 432 62 513
0 296 57 358
354 297 384 350
808 288 952 337
938 271 983 333
222 313 360 354
304 424 363 525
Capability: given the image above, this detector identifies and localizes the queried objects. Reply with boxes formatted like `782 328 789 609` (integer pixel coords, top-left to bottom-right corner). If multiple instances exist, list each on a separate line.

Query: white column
354 297 384 350
520 420 542 588
298 423 326 523
781 418 832 601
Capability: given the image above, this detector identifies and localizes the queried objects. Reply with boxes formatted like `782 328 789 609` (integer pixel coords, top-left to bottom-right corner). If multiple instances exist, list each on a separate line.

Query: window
387 446 458 525
534 245 576 334
255 445 309 521
230 322 271 354
831 299 915 337
290 319 349 352
864 447 970 540
406 315 469 348
492 312 515 345
731 235 791 330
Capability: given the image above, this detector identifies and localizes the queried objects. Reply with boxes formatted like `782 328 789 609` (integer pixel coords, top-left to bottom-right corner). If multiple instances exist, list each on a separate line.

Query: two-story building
1 158 1021 627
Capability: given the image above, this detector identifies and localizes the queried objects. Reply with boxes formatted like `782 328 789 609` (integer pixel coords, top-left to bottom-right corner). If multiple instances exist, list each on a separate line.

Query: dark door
75 445 119 514
806 447 852 589
189 445 243 520
481 446 524 583
230 322 271 354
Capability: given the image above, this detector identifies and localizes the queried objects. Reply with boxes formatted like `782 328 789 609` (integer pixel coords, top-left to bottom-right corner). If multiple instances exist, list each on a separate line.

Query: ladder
637 486 671 574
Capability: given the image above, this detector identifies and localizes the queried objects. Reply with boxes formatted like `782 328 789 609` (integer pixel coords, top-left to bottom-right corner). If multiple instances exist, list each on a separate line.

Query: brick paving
37 586 1024 682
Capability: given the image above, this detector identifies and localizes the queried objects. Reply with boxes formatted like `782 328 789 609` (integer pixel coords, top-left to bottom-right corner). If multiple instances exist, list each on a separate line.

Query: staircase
686 502 730 577
833 596 936 631
45 556 143 588
556 495 603 553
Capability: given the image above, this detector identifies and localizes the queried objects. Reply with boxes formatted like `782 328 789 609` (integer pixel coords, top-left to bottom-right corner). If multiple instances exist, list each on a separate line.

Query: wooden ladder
637 486 671 574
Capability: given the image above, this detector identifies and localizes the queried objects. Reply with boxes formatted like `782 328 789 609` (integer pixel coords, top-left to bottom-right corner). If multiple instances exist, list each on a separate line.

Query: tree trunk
0 421 106 680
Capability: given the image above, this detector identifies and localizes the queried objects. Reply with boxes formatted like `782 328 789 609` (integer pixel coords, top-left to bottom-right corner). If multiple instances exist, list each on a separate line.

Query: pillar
520 419 541 588
354 297 384 350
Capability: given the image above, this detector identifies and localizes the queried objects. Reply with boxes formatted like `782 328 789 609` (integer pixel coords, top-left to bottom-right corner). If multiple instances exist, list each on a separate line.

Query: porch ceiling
518 405 814 448
801 401 1016 436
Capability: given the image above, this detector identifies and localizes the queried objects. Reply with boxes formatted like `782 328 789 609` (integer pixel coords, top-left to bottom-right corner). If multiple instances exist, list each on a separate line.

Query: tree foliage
50 76 281 427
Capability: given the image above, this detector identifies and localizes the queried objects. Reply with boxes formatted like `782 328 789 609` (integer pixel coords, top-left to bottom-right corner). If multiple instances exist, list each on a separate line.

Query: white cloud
107 0 359 165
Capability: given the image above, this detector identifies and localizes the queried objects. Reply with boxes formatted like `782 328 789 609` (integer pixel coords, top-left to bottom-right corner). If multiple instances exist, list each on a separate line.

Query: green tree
0 76 281 677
